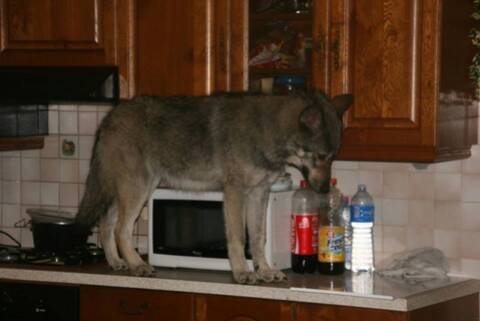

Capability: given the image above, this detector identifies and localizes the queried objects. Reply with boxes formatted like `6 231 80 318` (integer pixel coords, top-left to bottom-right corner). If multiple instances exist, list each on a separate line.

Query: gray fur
76 92 352 284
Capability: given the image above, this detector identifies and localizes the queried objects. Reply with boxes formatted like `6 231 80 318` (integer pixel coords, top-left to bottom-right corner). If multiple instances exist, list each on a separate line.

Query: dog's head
287 92 353 193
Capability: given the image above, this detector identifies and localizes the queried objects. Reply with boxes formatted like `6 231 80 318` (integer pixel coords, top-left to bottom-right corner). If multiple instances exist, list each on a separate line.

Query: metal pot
26 208 90 252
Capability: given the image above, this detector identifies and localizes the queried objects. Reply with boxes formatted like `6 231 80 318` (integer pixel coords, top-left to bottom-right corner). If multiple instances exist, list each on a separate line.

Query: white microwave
148 188 293 271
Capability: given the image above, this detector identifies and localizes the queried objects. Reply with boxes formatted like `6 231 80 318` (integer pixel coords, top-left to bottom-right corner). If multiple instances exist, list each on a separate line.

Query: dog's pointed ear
300 106 323 131
331 94 353 118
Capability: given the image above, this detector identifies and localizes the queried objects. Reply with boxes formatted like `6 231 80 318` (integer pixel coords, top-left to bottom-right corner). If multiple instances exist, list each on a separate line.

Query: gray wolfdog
75 92 352 284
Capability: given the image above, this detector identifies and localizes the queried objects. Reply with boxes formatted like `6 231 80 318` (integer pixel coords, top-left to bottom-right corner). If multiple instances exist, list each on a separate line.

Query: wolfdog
75 91 352 284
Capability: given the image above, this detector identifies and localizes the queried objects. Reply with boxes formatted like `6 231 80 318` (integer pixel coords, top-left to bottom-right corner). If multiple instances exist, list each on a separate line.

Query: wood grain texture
0 136 43 151
195 294 291 321
80 286 194 321
0 0 135 99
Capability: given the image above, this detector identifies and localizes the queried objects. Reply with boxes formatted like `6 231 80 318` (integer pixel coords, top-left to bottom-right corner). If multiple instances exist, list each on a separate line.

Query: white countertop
0 263 478 312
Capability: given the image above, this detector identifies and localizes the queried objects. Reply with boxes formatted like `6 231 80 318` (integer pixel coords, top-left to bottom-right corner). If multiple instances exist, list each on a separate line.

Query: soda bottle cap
300 180 308 188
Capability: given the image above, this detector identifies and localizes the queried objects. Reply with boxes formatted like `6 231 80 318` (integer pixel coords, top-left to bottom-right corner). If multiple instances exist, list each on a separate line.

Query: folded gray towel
376 247 449 283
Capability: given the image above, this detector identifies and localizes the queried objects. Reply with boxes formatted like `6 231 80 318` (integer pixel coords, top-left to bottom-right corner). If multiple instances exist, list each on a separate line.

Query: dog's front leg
246 187 287 283
223 185 256 284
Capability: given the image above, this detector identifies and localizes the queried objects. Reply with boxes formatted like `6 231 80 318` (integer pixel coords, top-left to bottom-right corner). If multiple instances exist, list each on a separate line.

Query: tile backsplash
1 103 480 278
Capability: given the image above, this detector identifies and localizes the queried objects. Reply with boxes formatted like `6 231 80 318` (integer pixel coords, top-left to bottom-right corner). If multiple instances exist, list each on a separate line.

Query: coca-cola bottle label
318 226 345 263
291 213 318 255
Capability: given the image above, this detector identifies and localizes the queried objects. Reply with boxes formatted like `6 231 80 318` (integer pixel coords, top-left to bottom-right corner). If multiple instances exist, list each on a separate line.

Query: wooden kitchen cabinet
0 0 135 98
295 293 479 321
195 294 291 321
327 0 479 162
79 286 194 321
247 0 478 162
136 0 248 96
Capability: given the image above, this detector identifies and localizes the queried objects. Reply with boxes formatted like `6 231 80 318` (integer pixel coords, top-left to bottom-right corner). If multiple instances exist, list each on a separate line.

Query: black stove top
0 244 105 266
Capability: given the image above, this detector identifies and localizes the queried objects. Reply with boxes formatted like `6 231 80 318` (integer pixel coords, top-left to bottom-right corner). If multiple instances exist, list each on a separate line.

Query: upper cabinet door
0 0 114 64
327 0 478 162
0 0 135 98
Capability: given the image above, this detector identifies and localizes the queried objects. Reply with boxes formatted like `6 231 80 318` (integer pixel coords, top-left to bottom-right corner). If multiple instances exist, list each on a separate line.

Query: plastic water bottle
341 196 352 271
350 184 375 272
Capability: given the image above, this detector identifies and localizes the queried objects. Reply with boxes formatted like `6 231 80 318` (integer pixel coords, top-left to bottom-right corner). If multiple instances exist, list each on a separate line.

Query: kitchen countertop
0 262 478 312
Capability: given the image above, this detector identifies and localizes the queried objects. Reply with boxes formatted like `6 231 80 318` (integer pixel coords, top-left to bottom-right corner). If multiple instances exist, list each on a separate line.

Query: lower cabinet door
195 294 291 321
295 303 407 321
80 286 193 321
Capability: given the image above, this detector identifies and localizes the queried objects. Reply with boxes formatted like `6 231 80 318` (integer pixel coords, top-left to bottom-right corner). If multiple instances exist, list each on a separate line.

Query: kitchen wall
0 104 148 254
0 103 479 278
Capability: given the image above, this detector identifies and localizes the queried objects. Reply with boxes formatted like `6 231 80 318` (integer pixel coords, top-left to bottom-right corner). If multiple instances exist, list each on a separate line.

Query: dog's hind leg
246 186 287 283
99 205 127 271
223 185 256 284
115 182 155 277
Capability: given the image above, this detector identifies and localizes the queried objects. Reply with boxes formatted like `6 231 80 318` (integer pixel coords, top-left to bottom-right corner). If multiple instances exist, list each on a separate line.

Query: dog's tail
75 143 113 230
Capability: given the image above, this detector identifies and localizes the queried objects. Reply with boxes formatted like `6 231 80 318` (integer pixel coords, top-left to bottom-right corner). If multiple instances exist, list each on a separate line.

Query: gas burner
0 244 105 266
0 247 21 263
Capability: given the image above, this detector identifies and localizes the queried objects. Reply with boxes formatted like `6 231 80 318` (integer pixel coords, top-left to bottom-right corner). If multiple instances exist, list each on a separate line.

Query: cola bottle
318 178 345 275
291 180 319 273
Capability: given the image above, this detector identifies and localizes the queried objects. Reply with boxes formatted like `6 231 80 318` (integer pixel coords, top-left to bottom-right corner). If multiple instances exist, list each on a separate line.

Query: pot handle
14 218 31 229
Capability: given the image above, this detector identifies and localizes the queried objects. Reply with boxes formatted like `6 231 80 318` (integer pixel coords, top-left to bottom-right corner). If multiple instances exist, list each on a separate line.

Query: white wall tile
382 226 407 254
40 159 60 181
358 171 383 197
59 111 78 135
2 204 20 227
48 109 59 134
0 228 20 246
435 173 462 201
434 201 461 230
462 174 480 202
461 202 480 231
384 171 409 199
408 172 434 200
2 157 20 181
60 159 78 183
21 182 40 205
434 229 461 259
59 183 79 207
41 136 60 158
382 199 408 226
40 182 59 206
78 136 95 160
408 200 434 228
406 227 433 250
21 158 40 181
79 112 98 135
461 231 480 260
462 145 480 174
460 259 480 278
79 160 90 184
2 181 20 204
434 160 462 173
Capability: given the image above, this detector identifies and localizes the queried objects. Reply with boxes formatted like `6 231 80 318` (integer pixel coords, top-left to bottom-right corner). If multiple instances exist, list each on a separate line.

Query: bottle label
351 205 374 223
318 226 345 263
291 213 318 255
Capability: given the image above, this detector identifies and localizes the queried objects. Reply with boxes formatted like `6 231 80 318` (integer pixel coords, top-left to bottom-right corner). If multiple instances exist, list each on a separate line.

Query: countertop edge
406 279 480 311
3 267 478 312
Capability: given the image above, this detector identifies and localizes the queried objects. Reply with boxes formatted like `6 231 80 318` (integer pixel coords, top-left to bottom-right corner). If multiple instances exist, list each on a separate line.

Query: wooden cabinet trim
0 136 44 151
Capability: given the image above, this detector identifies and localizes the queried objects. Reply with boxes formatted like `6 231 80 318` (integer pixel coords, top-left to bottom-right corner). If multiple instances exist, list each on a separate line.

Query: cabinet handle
332 38 340 70
119 300 150 316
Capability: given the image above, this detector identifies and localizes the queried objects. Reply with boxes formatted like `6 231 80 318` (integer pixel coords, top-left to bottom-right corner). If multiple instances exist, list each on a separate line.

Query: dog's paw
233 271 260 285
109 258 128 271
130 264 156 277
257 268 287 283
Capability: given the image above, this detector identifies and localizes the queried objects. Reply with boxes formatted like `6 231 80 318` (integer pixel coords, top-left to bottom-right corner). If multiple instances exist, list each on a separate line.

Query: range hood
0 66 119 104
